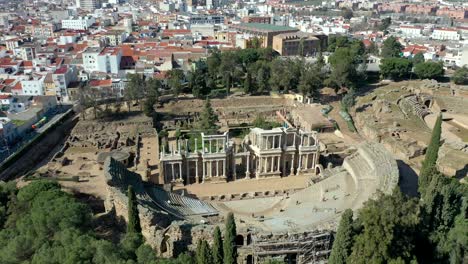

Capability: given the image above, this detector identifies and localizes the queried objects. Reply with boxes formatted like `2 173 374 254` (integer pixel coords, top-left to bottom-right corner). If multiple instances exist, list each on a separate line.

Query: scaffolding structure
251 231 332 264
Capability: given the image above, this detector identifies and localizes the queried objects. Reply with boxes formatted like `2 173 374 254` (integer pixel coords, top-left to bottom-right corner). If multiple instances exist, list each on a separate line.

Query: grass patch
11 119 27 126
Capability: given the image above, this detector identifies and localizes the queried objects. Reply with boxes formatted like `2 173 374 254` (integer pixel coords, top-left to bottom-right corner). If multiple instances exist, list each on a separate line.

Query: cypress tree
329 209 355 264
199 98 218 133
127 186 141 234
213 226 224 264
196 239 213 264
243 72 252 94
223 213 237 264
419 113 442 195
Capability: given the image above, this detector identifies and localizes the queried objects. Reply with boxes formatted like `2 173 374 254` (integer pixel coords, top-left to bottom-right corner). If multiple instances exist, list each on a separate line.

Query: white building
13 46 35 61
83 47 122 74
59 34 79 45
431 28 460 41
82 47 102 73
20 75 45 96
62 16 96 30
400 25 423 38
53 65 78 102
76 0 101 11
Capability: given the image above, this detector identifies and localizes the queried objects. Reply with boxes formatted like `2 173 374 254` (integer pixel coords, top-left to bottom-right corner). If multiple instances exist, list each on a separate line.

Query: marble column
171 163 175 181
270 156 274 173
246 155 250 178
296 154 302 175
202 161 206 182
232 156 237 180
179 163 182 180
186 161 190 184
195 160 199 183
223 159 226 177
290 154 295 176
216 160 219 177
277 155 280 172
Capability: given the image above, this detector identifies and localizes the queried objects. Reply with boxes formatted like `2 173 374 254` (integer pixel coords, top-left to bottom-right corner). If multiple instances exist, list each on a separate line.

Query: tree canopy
414 62 445 80
328 209 355 264
380 36 403 58
0 180 197 264
198 99 218 133
380 58 413 80
452 66 468 85
223 213 237 264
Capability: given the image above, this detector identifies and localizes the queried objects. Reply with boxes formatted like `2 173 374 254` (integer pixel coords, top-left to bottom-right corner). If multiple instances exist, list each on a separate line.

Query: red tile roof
89 79 112 87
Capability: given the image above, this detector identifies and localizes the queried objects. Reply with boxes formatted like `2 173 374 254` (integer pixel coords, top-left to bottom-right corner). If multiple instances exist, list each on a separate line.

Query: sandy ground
174 175 310 197
41 148 109 200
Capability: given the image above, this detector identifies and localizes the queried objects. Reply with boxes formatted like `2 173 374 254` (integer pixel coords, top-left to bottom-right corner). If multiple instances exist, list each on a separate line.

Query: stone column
216 160 219 177
290 154 295 176
209 140 212 153
296 154 302 175
277 155 280 172
306 153 310 170
179 162 182 180
171 163 175 182
202 161 206 182
209 161 212 177
223 159 226 178
195 160 199 183
186 160 190 184
246 155 250 178
282 154 287 176
232 156 237 180
270 156 274 173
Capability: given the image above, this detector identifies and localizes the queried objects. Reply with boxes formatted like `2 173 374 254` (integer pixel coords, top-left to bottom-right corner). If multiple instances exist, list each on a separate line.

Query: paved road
0 106 72 165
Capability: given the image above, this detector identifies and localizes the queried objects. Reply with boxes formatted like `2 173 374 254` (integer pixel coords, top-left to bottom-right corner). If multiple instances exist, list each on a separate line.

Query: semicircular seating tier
104 157 218 219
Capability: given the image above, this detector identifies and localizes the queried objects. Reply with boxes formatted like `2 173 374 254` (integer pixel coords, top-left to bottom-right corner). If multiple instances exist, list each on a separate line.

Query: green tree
341 89 355 111
329 209 355 264
341 8 353 20
168 69 185 97
379 17 392 31
380 58 413 80
348 190 420 264
328 47 362 89
207 48 222 78
366 41 379 55
243 72 252 94
412 52 425 65
198 99 218 133
125 73 145 111
196 239 213 264
127 185 141 234
145 78 161 100
452 66 468 85
419 113 442 194
414 62 445 80
0 181 16 228
298 62 322 99
213 226 223 264
136 244 158 264
223 212 237 264
380 36 403 58
143 97 156 117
